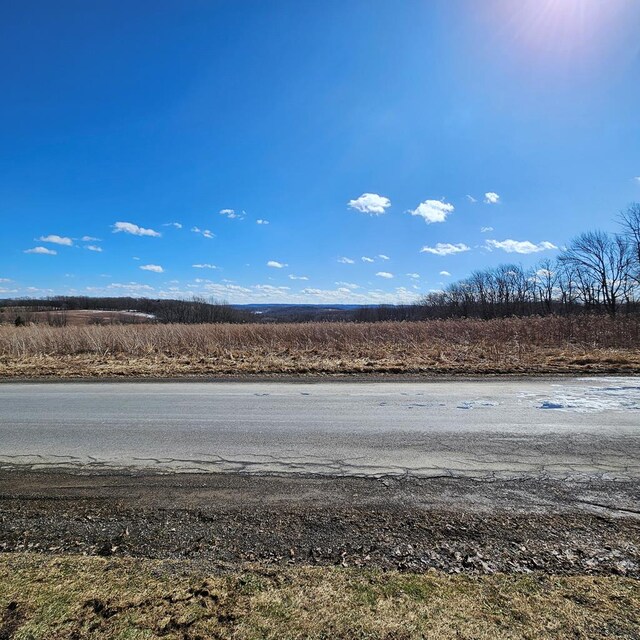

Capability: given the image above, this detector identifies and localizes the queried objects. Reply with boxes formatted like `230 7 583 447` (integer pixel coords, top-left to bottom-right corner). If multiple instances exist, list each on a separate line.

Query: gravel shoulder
1 471 638 577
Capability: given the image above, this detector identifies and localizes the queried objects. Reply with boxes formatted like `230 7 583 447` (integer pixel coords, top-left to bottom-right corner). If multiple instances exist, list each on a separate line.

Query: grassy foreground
0 555 638 639
1 315 639 377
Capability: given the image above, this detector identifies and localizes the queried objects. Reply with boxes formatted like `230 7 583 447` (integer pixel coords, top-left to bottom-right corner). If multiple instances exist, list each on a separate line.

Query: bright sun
497 0 633 60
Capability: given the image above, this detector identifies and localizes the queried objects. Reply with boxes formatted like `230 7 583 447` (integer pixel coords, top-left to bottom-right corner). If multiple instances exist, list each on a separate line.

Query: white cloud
163 222 182 229
255 285 290 293
485 239 558 254
420 243 470 256
39 234 73 246
338 257 355 264
480 226 494 233
24 246 57 255
81 236 101 242
107 282 154 292
140 264 164 273
85 245 103 252
361 256 374 263
466 195 477 203
378 254 390 261
440 271 451 276
376 271 394 279
192 264 218 269
0 278 11 282
113 222 161 237
409 199 454 224
256 219 270 225
484 192 500 204
191 227 215 239
634 177 640 183
220 209 245 220
335 281 359 289
289 274 309 281
267 260 287 268
406 273 420 279
348 193 391 215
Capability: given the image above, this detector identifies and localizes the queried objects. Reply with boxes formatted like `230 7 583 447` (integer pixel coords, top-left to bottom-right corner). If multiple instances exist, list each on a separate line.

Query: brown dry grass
1 554 638 639
1 315 639 378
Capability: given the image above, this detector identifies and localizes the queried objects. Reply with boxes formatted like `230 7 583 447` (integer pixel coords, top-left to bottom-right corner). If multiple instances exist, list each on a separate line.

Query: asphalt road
1 377 638 479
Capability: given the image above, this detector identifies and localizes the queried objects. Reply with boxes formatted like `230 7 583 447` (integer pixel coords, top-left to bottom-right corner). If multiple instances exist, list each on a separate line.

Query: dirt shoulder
1 471 638 577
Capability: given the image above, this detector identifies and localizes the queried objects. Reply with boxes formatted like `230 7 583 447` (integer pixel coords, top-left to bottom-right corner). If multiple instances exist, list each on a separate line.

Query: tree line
414 203 640 319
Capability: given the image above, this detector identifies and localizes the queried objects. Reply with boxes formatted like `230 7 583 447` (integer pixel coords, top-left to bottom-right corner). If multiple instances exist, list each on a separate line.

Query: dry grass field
0 315 639 378
1 554 638 639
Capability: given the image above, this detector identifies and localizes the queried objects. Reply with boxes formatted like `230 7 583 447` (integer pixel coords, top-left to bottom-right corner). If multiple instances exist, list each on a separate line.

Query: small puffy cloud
140 264 164 273
466 195 477 203
85 245 103 252
348 193 391 215
378 254 390 261
420 243 470 256
256 219 269 225
485 239 557 254
376 271 394 279
192 264 218 269
191 227 215 239
409 200 454 224
113 222 161 237
361 256 374 263
406 273 420 279
289 274 309 280
484 192 500 204
338 257 355 264
39 234 73 246
267 260 287 268
220 209 245 220
163 222 182 229
440 270 451 276
24 246 57 255
335 281 359 289
480 226 494 233
82 236 100 242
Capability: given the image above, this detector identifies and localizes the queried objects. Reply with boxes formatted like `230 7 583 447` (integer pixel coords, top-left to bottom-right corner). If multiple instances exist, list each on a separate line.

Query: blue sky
2 0 640 304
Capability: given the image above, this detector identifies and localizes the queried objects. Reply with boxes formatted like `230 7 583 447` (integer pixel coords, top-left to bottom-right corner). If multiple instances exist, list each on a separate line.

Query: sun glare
496 0 634 61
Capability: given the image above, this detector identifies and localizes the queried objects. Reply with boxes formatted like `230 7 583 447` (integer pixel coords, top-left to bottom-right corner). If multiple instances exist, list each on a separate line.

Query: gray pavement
1 377 639 479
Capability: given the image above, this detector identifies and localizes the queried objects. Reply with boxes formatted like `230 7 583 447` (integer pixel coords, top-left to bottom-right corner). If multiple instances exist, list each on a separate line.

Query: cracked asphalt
1 378 638 479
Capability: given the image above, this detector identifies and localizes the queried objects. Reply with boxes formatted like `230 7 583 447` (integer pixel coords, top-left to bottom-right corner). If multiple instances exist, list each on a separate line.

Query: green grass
0 554 638 639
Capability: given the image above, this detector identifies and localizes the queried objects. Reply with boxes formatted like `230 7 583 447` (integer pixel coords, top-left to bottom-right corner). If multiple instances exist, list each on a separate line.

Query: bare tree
534 259 558 315
559 231 634 316
620 203 640 285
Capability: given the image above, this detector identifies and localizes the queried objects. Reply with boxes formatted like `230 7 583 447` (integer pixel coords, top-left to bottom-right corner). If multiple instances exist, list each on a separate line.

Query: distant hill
0 296 419 325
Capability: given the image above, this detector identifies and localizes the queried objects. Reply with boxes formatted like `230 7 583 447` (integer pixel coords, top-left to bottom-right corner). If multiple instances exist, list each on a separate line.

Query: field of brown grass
1 315 639 378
